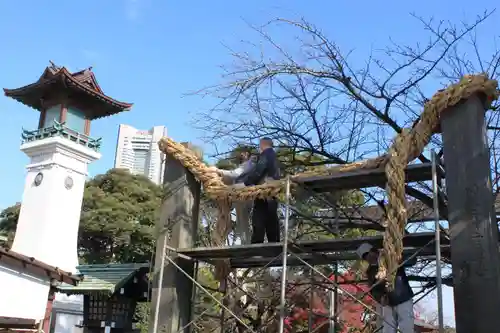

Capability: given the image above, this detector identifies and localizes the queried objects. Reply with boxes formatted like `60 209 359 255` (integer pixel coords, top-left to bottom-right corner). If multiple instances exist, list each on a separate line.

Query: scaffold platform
296 162 442 192
177 232 450 268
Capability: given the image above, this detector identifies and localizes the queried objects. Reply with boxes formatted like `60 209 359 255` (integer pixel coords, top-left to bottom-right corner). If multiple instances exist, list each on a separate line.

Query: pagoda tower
3 62 133 273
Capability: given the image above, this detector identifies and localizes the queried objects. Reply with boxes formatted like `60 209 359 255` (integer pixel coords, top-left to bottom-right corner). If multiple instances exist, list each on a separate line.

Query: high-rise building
114 124 167 184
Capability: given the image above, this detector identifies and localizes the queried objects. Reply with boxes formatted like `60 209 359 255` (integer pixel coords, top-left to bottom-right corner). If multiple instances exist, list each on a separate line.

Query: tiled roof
58 263 149 296
0 247 80 285
0 316 39 330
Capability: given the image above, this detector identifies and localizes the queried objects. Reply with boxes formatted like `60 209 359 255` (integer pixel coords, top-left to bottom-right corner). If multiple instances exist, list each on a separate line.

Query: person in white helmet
356 243 417 333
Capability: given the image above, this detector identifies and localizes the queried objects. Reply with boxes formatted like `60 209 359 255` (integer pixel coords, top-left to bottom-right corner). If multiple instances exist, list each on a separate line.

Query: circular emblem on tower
64 176 74 190
34 172 43 187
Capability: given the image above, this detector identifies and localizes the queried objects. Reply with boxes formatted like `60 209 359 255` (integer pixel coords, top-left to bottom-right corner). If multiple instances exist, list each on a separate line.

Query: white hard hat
356 243 373 259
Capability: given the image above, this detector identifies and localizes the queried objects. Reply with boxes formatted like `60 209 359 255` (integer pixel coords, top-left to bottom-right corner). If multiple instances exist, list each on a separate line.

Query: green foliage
215 143 258 170
215 158 235 170
0 233 9 247
0 203 20 247
194 266 222 317
79 168 163 264
276 147 322 174
133 302 150 333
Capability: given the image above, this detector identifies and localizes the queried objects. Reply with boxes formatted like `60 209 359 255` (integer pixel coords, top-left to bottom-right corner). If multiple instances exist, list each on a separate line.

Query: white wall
12 136 100 273
53 313 83 333
0 264 50 320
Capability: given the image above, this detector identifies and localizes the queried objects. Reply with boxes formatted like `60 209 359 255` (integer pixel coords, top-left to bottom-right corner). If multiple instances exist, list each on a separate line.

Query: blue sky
1 0 498 326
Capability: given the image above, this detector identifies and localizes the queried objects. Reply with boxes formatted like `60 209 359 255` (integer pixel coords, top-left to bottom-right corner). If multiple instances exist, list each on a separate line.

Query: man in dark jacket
356 243 416 333
243 137 281 243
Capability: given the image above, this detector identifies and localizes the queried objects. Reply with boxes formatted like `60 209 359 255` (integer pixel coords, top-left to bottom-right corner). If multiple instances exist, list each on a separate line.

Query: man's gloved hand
207 166 218 173
375 269 387 281
206 166 222 176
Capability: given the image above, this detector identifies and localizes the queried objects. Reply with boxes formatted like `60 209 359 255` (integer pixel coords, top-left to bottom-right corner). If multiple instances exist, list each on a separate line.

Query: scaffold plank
295 162 440 192
225 245 451 268
177 232 449 262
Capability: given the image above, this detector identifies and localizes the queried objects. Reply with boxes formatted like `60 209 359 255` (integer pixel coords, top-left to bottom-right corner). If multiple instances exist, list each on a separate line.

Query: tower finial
48 60 61 72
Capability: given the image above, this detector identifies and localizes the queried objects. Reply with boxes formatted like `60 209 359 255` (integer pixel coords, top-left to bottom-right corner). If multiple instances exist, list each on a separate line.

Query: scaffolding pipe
278 176 292 333
329 207 340 333
432 150 445 333
163 255 254 332
309 269 314 332
328 287 335 333
151 231 168 333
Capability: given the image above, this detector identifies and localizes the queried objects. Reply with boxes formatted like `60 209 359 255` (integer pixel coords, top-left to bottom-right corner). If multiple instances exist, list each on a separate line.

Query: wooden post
440 94 500 332
149 143 201 333
42 288 55 333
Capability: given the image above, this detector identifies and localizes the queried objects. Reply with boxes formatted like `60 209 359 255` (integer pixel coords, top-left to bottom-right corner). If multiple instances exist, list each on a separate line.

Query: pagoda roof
3 62 133 119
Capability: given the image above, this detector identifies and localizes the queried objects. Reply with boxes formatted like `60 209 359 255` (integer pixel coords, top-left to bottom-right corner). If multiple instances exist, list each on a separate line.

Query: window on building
44 105 61 128
133 148 149 174
66 106 86 133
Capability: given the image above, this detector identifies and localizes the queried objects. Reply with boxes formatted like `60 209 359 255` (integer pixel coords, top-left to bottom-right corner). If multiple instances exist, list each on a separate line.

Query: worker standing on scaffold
356 243 416 333
212 146 256 244
243 137 281 243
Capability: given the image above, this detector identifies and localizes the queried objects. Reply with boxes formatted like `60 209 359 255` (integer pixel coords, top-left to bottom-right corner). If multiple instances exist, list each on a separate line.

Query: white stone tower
3 62 133 272
12 136 100 273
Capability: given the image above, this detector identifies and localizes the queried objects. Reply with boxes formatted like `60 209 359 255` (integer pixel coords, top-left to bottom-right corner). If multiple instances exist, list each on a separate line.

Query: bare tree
194 10 500 193
415 303 457 332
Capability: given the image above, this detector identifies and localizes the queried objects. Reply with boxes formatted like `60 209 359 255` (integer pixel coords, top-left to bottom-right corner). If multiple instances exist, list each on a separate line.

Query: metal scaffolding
153 151 449 333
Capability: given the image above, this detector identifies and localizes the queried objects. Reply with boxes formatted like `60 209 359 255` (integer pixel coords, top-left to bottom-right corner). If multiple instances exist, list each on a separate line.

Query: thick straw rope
378 74 498 286
158 74 499 288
